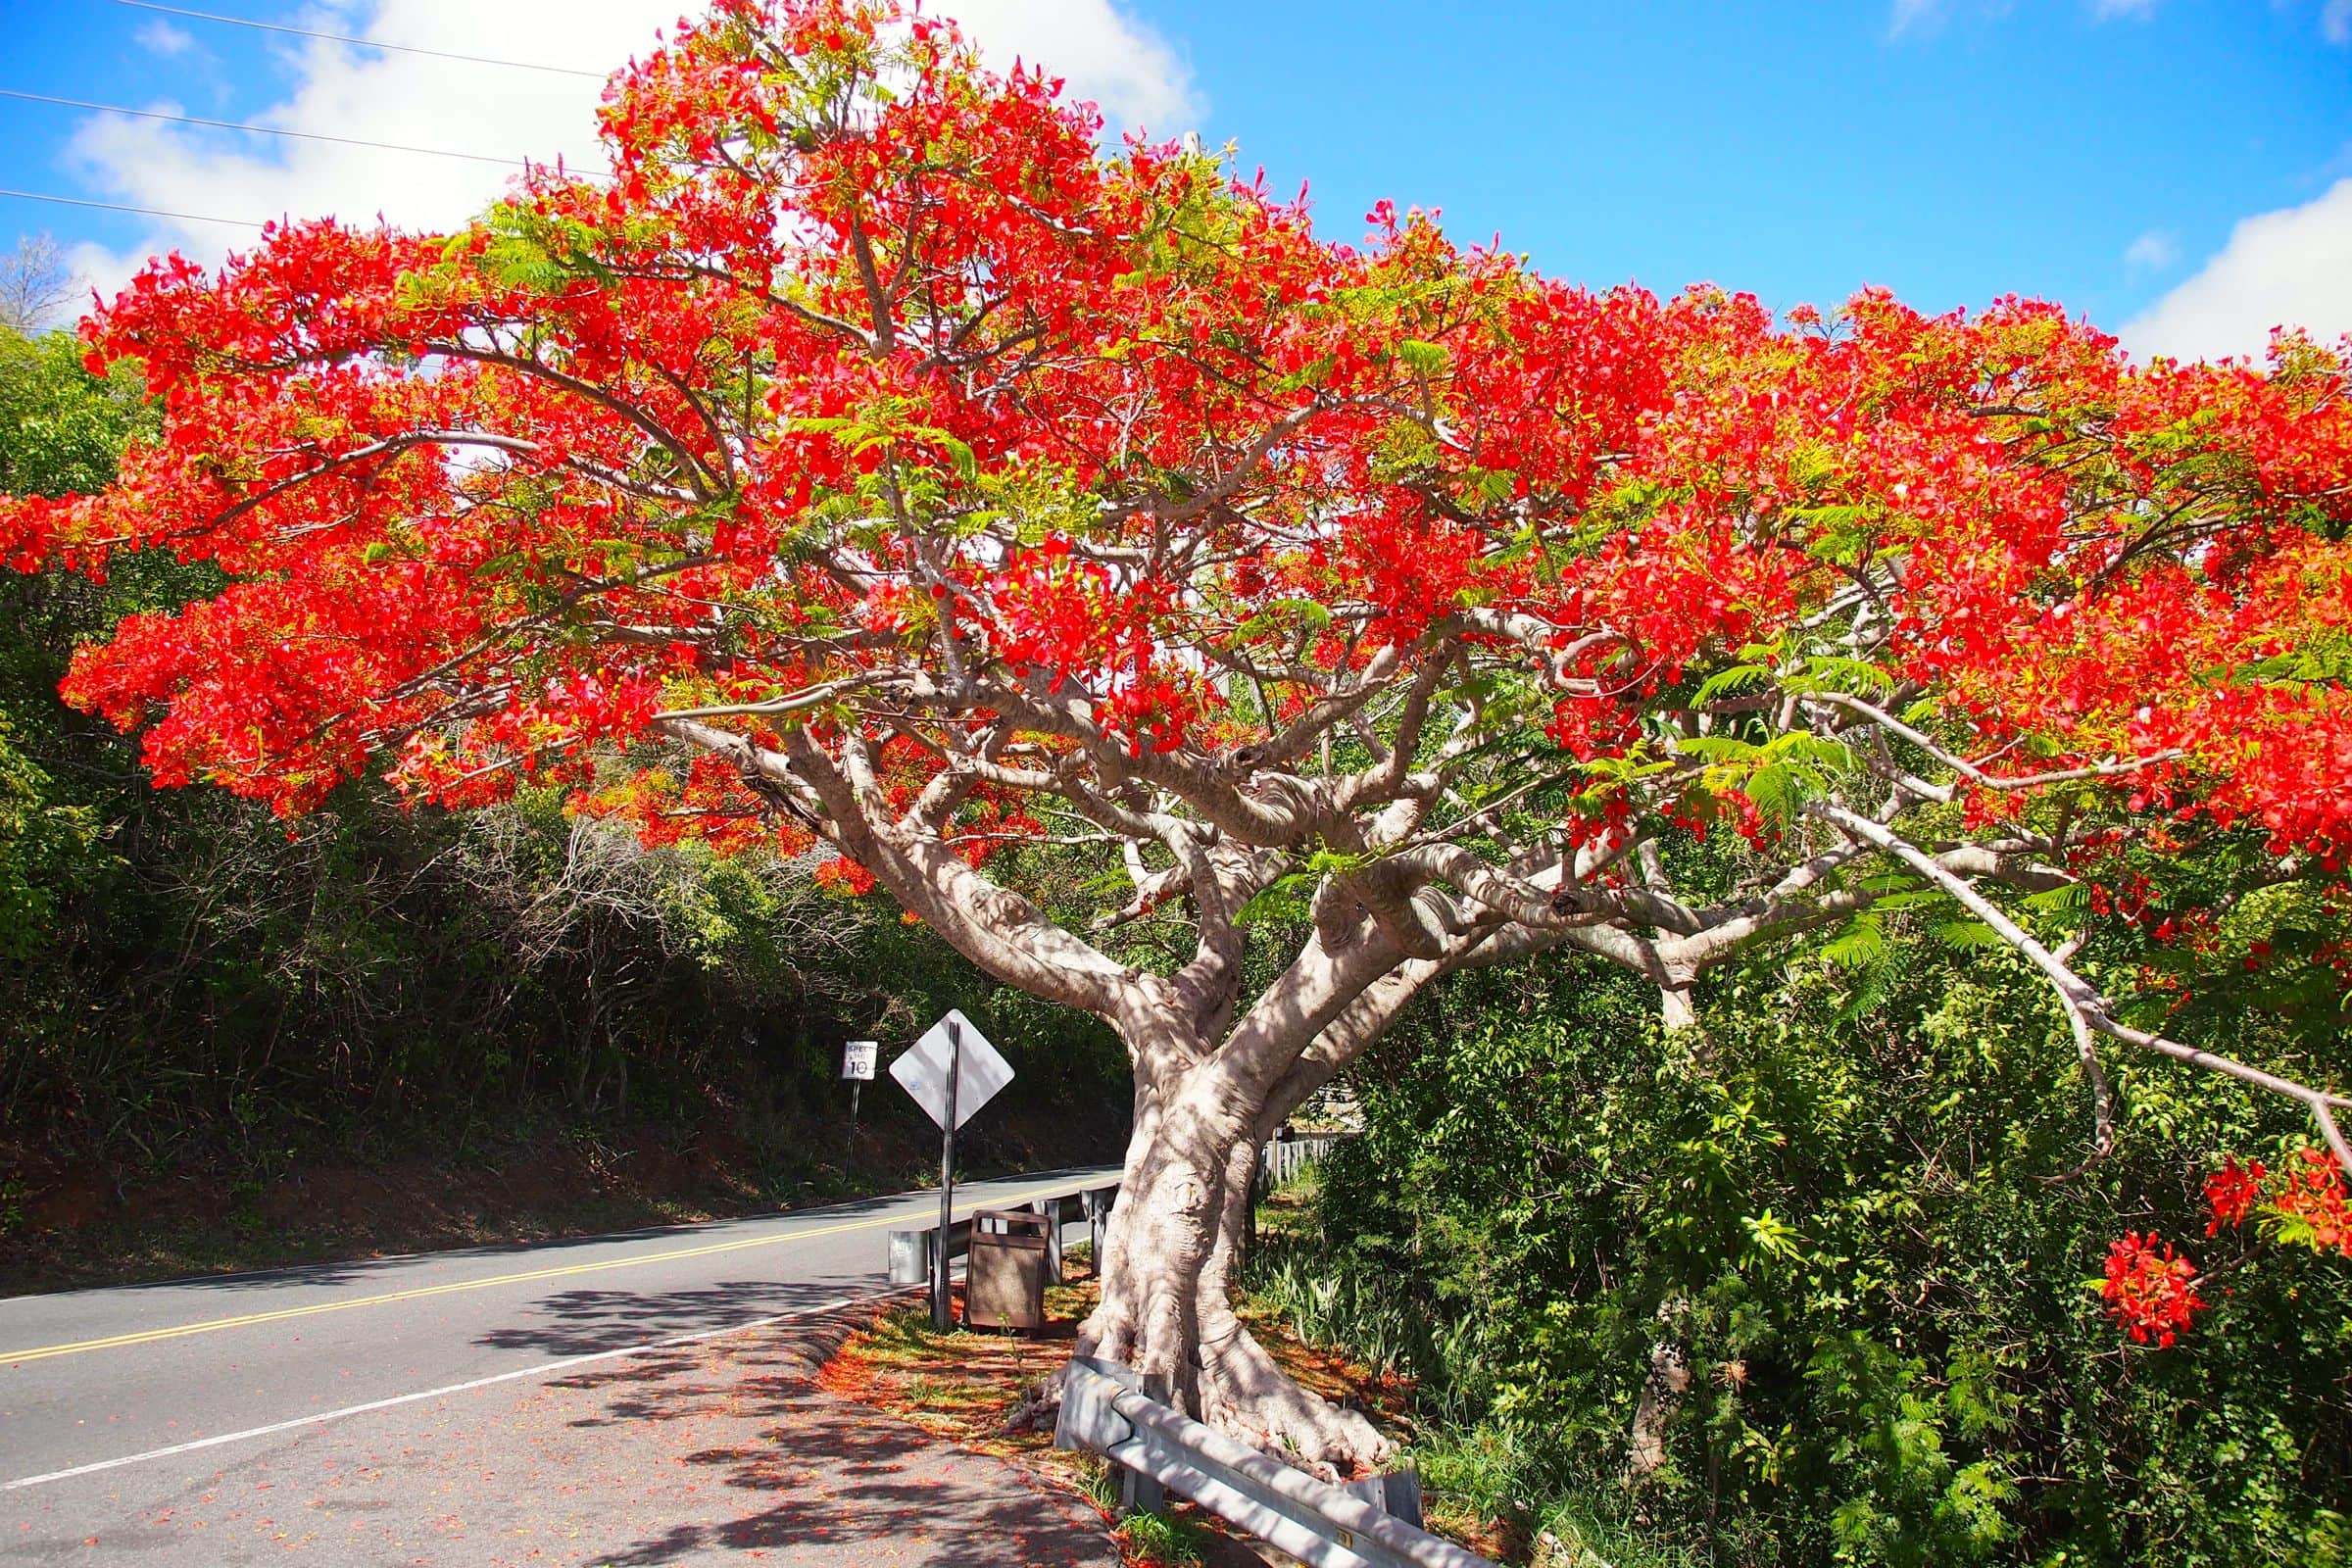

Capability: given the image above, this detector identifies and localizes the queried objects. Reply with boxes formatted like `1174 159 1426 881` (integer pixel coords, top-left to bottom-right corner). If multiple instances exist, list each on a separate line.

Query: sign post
841 1039 877 1137
934 1017 961 1329
887 1008 1014 1333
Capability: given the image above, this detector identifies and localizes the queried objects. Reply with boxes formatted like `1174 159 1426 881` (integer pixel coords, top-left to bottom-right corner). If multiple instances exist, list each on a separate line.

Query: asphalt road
0 1166 1121 1566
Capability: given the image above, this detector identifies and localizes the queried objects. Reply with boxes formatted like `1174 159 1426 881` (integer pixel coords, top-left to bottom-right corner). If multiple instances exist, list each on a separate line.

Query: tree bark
1075 1047 1391 1476
1193 1118 1390 1475
1626 1302 1691 1481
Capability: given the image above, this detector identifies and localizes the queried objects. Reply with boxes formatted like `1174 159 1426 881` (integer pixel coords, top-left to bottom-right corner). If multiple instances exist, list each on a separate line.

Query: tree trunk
1626 1304 1690 1481
1193 1125 1390 1474
1075 1053 1391 1477
1633 980 1706 1478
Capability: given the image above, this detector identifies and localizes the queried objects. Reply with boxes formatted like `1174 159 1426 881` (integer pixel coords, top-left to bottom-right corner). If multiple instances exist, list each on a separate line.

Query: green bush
1119 1508 1211 1566
1269 950 2352 1566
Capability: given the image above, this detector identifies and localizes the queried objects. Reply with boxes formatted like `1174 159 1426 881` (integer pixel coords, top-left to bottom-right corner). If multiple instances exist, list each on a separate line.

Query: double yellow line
3 1178 1080 1367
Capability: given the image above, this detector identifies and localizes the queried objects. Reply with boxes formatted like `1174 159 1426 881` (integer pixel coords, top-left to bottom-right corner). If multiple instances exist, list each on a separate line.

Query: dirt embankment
1 1094 1125 1296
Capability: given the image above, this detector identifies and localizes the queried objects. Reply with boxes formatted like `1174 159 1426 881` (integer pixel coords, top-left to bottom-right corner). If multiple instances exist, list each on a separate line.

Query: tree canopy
5 0 2349 1464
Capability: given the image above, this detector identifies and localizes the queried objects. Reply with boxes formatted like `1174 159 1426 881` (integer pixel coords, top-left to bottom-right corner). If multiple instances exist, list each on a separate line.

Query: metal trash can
965 1206 1052 1330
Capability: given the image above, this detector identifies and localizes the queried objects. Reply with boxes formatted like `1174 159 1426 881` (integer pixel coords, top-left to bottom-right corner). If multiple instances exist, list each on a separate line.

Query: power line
0 187 264 227
0 87 543 171
111 0 609 79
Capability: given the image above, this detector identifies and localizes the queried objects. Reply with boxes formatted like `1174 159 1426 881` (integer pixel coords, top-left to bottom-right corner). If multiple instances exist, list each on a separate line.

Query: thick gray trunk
1077 1047 1391 1476
1194 1128 1389 1474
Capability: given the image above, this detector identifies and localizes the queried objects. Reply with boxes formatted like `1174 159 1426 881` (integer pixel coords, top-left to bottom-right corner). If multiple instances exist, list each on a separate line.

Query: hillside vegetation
0 324 1127 1288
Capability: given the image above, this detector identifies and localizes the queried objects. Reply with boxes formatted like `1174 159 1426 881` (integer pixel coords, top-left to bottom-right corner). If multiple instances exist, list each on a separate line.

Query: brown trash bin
965 1206 1052 1330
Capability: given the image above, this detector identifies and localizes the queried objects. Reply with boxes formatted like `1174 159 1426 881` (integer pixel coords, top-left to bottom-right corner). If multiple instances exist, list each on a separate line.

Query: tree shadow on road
594 1389 1105 1566
481 1298 1112 1566
472 1276 874 1358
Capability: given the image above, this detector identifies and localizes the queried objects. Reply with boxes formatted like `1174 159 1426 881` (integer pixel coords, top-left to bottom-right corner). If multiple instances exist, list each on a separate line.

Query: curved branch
768 726 1152 1025
1814 693 2184 800
1810 800 2352 1176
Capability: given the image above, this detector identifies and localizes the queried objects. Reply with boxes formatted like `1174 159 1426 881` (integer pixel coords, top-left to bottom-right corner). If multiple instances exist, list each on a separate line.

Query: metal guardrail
887 1136 1344 1286
888 1179 1119 1286
1056 1354 1494 1568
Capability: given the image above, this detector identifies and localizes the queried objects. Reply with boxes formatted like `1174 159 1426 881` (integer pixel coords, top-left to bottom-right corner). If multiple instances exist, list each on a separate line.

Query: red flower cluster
2201 1147 2352 1257
2102 1232 2206 1348
2271 1149 2352 1257
2203 1156 2266 1236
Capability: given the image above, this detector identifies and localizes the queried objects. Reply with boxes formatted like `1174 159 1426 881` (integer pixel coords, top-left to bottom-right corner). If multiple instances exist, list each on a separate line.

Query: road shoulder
7 1300 1120 1567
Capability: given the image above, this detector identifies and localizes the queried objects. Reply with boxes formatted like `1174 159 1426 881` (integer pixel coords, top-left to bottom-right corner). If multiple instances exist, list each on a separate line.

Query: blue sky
1 0 2345 357
1140 0 2350 335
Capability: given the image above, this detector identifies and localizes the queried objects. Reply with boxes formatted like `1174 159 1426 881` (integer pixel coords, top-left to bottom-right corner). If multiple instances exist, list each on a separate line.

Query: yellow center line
2 1179 1088 1366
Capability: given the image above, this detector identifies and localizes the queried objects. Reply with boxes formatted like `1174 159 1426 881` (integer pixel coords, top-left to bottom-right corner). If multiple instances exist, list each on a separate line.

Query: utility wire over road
1 6 621 259
0 188 264 227
0 87 563 171
109 0 612 77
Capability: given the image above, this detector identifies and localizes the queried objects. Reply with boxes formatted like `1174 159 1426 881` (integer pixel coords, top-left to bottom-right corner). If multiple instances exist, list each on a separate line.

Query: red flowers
2203 1155 2267 1237
2271 1149 2352 1257
2101 1232 2206 1348
2200 1147 2352 1257
2103 1150 2352 1349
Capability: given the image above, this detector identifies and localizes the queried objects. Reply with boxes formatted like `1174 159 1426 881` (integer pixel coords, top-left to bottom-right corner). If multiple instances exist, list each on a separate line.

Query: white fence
1260 1132 1345 1189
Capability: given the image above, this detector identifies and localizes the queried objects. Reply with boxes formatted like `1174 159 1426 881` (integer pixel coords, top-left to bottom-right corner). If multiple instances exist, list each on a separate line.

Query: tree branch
1810 801 2352 1175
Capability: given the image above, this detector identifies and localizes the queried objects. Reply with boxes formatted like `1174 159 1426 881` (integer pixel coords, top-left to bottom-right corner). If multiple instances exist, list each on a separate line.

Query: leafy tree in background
5 0 2350 1467
0 322 155 956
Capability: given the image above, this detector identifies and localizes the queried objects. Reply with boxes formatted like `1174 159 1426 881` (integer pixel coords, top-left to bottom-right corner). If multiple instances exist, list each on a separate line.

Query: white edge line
3 1286 911 1492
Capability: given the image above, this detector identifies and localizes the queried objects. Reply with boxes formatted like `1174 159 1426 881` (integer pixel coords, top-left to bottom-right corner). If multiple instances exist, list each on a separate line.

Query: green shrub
1262 949 2352 1566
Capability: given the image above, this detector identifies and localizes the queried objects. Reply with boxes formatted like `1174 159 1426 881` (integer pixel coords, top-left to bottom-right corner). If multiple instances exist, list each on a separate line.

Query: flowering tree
8 0 2352 1470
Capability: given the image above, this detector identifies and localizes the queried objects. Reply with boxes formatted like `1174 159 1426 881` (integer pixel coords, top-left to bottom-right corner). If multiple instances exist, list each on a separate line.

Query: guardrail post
1119 1371 1170 1514
1030 1195 1063 1277
1085 1187 1110 1277
1344 1466 1425 1529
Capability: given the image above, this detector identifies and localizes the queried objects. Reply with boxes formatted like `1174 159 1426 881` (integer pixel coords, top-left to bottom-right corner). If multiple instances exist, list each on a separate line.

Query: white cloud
133 19 198 55
945 0 1195 131
1886 0 1947 38
2121 177 2352 362
2123 228 2179 272
1900 0 2352 41
66 0 1199 304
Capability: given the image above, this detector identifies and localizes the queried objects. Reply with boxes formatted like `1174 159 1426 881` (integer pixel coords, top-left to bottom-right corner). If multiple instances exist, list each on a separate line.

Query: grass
1118 1508 1212 1566
1244 1183 1537 1558
1237 1183 1423 1426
